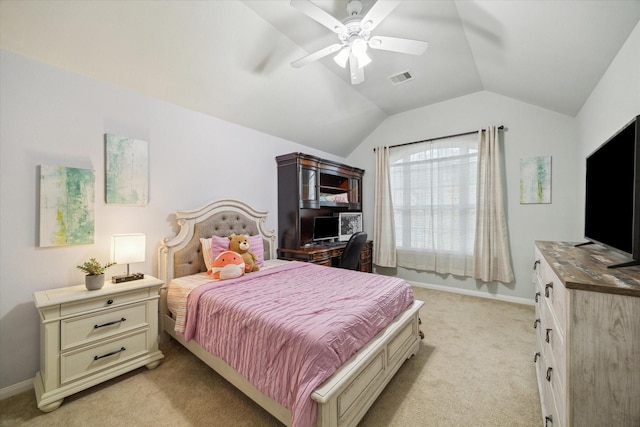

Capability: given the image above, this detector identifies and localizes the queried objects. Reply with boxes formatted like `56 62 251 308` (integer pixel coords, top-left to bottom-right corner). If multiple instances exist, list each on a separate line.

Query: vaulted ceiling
1 1 639 157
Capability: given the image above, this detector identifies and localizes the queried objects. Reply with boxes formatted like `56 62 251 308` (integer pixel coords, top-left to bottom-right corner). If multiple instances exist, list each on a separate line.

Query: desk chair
337 232 367 270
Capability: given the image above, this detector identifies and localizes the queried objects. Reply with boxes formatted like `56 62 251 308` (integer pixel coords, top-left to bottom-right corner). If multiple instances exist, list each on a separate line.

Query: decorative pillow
248 235 265 267
208 250 245 280
211 235 231 257
209 234 264 267
200 238 214 271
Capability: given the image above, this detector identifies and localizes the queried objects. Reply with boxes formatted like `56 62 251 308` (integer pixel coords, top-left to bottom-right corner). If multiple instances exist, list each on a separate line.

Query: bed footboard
312 300 423 427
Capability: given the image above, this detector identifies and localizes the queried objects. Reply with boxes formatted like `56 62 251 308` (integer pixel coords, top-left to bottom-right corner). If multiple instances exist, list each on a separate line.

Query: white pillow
200 237 213 270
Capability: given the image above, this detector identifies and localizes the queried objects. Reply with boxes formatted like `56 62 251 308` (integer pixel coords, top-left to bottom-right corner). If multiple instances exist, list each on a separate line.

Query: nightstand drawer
61 302 148 350
60 288 150 316
60 330 149 385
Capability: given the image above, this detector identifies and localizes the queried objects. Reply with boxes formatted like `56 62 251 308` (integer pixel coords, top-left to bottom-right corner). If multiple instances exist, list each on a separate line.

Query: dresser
533 241 640 427
33 276 164 412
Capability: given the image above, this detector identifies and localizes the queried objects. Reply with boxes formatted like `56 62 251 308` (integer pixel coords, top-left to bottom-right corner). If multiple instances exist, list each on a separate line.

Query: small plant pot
85 274 105 291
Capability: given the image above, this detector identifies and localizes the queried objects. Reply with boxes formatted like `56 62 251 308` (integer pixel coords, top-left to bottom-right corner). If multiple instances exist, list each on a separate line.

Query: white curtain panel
473 126 515 283
373 146 397 267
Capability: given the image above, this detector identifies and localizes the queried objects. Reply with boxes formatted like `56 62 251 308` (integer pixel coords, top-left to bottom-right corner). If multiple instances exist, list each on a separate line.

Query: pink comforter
184 262 414 427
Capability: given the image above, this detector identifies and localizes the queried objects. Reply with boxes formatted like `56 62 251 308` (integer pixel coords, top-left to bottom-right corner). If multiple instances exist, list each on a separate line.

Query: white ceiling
1 1 639 157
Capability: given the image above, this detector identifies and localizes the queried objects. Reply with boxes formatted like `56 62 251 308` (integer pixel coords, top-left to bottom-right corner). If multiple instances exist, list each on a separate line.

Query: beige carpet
0 287 541 427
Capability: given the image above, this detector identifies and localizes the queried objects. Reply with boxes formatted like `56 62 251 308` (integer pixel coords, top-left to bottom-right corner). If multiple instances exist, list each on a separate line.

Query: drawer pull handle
546 367 553 382
107 299 114 305
545 328 552 343
535 292 540 303
545 415 553 426
534 352 540 363
545 282 553 297
94 346 126 361
533 319 540 329
94 317 126 329
533 260 540 270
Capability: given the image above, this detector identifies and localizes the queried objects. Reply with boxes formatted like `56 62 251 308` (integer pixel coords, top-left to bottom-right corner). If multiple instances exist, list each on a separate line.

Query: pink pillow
210 235 264 267
210 236 230 256
248 235 265 267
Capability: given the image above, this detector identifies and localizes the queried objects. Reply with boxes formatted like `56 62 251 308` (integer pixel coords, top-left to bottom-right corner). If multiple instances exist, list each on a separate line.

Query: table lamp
111 233 146 283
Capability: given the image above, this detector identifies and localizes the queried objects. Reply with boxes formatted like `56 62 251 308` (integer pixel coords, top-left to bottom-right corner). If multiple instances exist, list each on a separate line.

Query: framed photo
338 212 363 241
39 165 95 247
105 133 149 206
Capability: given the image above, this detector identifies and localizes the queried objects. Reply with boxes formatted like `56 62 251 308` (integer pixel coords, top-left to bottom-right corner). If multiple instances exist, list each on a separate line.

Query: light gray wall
348 91 580 301
576 21 640 210
0 50 344 390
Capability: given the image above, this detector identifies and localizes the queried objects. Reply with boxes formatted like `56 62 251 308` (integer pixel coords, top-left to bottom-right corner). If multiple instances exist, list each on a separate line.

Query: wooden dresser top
536 241 640 297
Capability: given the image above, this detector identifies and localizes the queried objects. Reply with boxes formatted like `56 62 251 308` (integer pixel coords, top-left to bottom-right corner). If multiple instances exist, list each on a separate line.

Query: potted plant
77 258 116 290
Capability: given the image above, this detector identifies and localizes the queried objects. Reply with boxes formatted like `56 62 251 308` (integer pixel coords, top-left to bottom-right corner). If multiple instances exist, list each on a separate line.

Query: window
389 133 478 275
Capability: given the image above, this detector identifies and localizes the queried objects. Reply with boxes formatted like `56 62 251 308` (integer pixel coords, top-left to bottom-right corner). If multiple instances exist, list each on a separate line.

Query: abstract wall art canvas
520 156 552 204
39 165 95 247
105 133 149 206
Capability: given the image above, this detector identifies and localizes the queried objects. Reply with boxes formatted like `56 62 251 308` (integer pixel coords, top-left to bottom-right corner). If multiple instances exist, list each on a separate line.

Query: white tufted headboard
157 199 276 284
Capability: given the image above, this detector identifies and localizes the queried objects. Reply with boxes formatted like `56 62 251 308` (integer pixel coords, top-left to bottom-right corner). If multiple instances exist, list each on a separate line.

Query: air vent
389 71 414 85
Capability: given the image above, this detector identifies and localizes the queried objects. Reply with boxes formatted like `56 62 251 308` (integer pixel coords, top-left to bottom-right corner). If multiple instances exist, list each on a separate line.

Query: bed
157 199 424 427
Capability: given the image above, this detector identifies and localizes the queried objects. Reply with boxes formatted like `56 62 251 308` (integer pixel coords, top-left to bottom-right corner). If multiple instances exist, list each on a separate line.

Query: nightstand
32 276 164 412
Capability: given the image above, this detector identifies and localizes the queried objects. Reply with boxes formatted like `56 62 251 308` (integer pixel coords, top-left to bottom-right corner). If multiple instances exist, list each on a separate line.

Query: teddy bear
228 233 260 273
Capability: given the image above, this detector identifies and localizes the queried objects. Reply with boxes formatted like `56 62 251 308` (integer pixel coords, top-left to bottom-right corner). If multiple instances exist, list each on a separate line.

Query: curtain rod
373 125 505 152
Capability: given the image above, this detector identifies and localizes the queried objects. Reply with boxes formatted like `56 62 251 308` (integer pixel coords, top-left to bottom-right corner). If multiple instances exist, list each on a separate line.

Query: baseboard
409 281 535 306
0 378 33 401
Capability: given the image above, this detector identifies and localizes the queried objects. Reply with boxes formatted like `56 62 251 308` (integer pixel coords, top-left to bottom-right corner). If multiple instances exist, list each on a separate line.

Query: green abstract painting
39 165 95 247
520 156 551 204
105 134 149 206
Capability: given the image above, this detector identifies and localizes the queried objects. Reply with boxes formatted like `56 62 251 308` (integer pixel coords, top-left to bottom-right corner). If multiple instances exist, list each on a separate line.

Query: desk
277 241 372 273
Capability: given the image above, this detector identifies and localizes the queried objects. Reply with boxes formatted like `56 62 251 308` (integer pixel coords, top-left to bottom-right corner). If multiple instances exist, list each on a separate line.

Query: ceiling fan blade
290 0 347 34
349 54 364 85
368 36 428 55
360 0 400 33
291 43 343 68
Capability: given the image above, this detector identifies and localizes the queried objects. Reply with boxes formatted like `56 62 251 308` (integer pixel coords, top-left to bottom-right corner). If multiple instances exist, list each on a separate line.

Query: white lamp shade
111 234 146 264
333 47 350 68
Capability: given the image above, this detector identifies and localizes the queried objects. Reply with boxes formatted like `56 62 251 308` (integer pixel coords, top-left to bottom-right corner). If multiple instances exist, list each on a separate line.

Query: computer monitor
312 216 339 242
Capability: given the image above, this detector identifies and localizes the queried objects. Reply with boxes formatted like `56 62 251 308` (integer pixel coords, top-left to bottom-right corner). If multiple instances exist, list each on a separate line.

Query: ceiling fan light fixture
351 38 371 68
334 47 350 68
351 38 367 55
354 50 371 68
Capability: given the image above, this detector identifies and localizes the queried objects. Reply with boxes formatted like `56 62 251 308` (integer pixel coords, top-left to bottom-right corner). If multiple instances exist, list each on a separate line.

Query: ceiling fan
290 0 429 85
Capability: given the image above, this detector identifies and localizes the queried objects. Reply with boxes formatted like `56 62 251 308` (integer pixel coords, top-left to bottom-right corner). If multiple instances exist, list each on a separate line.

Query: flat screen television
312 216 339 242
338 212 363 242
584 115 640 268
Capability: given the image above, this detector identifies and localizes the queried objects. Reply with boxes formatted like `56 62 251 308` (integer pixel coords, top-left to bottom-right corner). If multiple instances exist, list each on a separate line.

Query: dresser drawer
60 302 148 350
60 288 151 316
60 330 149 384
543 368 563 427
538 293 567 395
534 248 567 336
